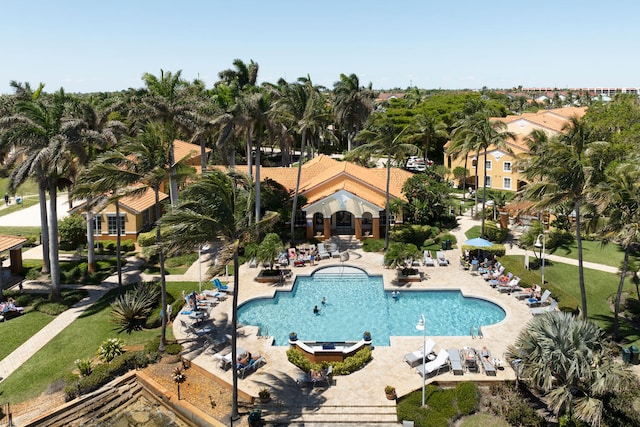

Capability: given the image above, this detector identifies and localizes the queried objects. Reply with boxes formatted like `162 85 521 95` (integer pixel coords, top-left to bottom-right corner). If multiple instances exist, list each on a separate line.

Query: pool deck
174 241 532 410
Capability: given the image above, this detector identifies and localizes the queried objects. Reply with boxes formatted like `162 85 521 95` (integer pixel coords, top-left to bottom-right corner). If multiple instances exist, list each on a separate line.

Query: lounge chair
483 265 504 280
238 355 266 379
497 277 522 293
478 348 497 376
328 242 341 258
180 319 214 338
526 289 552 307
460 258 469 270
461 347 479 373
416 348 450 378
204 334 229 353
212 278 233 293
436 251 448 266
447 349 464 375
404 338 436 367
423 250 435 267
317 243 331 259
531 300 558 315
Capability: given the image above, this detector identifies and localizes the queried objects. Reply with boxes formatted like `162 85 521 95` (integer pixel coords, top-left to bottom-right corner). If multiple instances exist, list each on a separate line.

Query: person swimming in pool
321 297 326 305
392 290 399 301
313 305 319 315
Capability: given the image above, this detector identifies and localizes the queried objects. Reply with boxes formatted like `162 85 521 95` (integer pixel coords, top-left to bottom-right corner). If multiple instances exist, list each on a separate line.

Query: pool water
238 267 506 346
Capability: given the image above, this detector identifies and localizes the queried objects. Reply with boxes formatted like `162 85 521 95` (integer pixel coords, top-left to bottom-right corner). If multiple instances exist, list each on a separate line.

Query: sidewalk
0 193 69 227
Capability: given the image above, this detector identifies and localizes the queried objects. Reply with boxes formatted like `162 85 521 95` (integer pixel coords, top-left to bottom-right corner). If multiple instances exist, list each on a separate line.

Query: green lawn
0 311 55 360
0 226 41 241
547 238 640 268
0 281 194 404
0 177 39 198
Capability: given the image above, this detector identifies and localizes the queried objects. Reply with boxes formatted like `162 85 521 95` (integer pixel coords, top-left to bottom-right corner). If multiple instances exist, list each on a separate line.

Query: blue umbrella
464 237 493 247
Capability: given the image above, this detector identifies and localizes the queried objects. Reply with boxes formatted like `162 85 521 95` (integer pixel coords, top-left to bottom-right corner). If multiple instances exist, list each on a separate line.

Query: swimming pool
237 266 506 346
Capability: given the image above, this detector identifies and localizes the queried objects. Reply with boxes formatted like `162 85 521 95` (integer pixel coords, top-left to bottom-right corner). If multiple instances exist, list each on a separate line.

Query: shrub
165 342 183 355
362 238 385 252
455 381 480 415
137 230 156 247
58 214 86 249
74 358 92 377
25 268 40 280
286 346 372 375
110 283 160 332
484 221 508 242
97 338 124 363
36 302 68 316
121 239 136 252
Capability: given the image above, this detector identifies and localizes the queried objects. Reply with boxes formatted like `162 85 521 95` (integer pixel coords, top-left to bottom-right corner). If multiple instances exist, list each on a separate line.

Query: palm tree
506 312 634 426
591 161 640 340
0 86 81 301
521 116 595 318
98 121 187 350
69 97 126 273
272 76 332 244
140 69 201 206
161 169 278 421
349 115 417 250
471 116 515 237
410 111 448 164
332 73 374 151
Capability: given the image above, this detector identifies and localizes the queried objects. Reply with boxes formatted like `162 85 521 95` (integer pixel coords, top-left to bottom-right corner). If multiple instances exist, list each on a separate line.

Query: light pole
416 314 426 407
534 234 545 285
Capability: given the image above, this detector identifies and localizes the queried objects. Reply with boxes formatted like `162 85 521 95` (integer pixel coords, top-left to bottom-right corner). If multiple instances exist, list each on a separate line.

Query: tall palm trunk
384 152 392 251
115 200 122 292
231 245 240 421
199 137 207 173
86 196 96 274
38 183 51 274
48 181 61 301
290 131 306 245
255 135 261 222
474 151 480 216
481 147 488 237
155 187 168 352
168 145 179 207
614 245 631 340
462 155 468 202
246 129 253 181
575 200 587 319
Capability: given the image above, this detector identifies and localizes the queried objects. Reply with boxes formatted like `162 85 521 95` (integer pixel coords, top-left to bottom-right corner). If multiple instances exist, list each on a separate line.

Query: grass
547 238 640 268
0 311 55 360
500 255 640 346
0 196 40 217
0 226 41 241
0 281 194 404
0 177 39 198
144 252 199 275
459 413 510 427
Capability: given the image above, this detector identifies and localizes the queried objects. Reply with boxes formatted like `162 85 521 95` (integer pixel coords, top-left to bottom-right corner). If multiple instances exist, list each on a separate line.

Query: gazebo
0 234 28 290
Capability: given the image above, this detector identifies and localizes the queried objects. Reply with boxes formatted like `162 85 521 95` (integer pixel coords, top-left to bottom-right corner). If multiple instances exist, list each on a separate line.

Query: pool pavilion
237 155 415 241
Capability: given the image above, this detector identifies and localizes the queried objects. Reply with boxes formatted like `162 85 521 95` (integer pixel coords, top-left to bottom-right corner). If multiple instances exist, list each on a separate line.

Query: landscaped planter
255 269 291 283
397 269 421 282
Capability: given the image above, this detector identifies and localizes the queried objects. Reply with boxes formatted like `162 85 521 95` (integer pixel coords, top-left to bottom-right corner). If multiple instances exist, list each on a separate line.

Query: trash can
622 347 631 363
446 239 452 250
248 409 263 427
631 346 639 364
441 241 447 250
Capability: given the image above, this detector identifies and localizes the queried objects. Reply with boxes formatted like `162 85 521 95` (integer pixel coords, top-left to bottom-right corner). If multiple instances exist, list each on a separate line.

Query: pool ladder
470 325 484 339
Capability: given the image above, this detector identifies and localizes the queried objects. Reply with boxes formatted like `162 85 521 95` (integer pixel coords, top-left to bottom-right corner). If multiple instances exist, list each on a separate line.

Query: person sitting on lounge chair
480 346 493 366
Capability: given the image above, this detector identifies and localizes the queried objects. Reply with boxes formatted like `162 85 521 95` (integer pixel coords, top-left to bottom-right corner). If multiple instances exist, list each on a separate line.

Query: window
503 177 512 189
485 160 492 170
503 162 512 172
485 176 492 187
142 209 150 227
107 215 125 235
93 216 102 236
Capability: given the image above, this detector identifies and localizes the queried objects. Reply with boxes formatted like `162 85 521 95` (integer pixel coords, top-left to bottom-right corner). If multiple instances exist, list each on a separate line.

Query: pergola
0 235 28 289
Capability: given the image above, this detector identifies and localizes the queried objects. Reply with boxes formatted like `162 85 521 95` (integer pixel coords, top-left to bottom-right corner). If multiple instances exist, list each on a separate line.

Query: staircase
259 402 400 426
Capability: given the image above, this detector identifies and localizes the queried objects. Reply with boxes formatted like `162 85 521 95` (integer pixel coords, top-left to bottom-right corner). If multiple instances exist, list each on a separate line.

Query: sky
2 0 639 94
